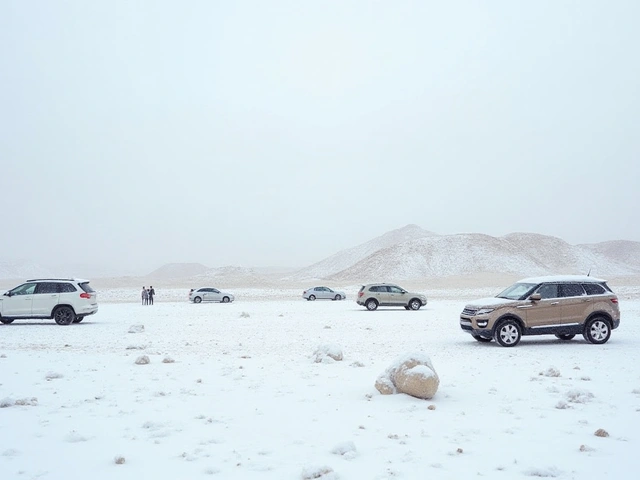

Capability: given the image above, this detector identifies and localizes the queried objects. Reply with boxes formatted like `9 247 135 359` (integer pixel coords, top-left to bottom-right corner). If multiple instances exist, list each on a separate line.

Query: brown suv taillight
611 297 618 304
358 292 364 297
80 292 91 299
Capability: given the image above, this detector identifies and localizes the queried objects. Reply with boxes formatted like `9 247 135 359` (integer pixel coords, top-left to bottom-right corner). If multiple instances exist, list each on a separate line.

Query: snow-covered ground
1 287 639 479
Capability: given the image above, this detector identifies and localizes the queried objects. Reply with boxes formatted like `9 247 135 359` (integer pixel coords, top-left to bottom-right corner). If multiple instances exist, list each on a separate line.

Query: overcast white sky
1 0 639 275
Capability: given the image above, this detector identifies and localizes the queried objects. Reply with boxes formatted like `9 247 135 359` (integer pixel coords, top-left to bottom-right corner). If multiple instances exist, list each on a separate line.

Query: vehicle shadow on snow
0 322 93 327
351 308 432 312
471 338 614 348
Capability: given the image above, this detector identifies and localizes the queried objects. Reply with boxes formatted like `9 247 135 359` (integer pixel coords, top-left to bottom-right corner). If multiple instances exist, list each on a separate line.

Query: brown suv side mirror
530 293 541 301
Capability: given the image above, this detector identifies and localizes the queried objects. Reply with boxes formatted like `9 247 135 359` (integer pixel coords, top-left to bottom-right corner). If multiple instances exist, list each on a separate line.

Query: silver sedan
303 286 346 301
189 288 235 303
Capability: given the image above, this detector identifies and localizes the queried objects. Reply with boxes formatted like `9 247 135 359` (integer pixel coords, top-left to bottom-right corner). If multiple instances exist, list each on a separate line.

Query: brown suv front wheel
494 319 522 347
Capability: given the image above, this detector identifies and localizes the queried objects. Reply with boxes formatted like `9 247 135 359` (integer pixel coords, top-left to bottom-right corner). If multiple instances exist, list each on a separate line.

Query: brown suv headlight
476 308 494 315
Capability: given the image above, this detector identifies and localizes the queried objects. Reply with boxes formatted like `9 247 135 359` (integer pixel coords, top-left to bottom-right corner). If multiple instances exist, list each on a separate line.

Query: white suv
0 278 98 325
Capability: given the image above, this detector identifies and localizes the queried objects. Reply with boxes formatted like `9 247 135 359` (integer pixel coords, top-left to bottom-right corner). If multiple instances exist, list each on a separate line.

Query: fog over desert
3 1 639 478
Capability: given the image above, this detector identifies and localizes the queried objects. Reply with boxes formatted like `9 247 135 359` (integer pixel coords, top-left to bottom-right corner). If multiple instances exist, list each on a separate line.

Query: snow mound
301 465 337 479
330 441 357 459
313 344 344 363
135 355 151 365
0 397 38 408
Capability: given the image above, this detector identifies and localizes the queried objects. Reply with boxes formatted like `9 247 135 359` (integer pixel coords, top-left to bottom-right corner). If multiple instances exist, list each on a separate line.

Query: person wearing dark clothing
148 286 155 305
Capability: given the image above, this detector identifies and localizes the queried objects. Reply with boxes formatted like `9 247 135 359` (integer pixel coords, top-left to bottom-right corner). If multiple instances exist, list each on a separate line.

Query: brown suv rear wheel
583 317 611 344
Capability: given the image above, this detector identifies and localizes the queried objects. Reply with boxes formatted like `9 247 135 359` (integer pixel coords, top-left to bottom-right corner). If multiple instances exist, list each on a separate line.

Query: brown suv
357 283 427 311
459 275 620 347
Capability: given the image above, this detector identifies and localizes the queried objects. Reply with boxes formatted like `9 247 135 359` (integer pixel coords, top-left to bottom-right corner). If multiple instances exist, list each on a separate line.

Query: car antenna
587 267 591 277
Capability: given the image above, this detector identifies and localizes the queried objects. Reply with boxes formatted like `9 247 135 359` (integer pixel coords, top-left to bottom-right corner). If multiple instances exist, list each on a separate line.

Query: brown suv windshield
497 283 536 300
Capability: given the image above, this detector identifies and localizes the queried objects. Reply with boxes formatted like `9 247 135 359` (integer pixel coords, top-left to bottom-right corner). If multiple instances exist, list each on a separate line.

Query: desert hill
2 226 639 288
325 231 640 282
287 224 436 281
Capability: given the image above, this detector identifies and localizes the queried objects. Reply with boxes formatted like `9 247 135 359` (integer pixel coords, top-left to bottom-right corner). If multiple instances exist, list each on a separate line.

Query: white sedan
189 288 235 304
302 286 346 301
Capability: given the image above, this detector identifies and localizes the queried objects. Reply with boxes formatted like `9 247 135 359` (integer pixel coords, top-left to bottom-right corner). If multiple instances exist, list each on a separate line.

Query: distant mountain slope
579 240 640 270
288 224 437 280
0 260 55 280
325 232 640 282
193 266 274 287
146 263 210 279
502 233 638 276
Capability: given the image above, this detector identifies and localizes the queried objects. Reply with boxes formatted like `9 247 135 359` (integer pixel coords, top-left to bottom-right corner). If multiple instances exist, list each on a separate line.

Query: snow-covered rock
375 353 439 400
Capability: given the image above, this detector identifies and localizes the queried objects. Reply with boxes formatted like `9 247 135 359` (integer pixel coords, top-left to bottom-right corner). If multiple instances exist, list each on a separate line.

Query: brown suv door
523 283 562 327
559 283 590 324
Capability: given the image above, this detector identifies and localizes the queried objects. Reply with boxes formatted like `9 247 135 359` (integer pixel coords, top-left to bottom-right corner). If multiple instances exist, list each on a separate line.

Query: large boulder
375 353 439 399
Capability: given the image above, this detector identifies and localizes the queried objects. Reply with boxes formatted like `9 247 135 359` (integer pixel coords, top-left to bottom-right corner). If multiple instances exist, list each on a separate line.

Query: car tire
54 306 76 326
494 319 522 347
309 295 316 301
472 334 492 343
555 333 575 341
409 299 422 310
1 318 14 324
222 296 230 303
334 295 341 301
583 316 611 345
193 296 202 304
365 299 378 311
73 316 85 324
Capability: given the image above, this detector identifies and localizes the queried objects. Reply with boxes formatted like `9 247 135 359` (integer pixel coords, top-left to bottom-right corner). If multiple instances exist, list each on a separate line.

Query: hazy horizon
2 1 639 274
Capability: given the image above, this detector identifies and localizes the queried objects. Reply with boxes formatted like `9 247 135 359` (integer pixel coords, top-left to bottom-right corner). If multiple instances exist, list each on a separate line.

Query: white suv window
35 282 59 294
58 283 77 293
11 283 36 295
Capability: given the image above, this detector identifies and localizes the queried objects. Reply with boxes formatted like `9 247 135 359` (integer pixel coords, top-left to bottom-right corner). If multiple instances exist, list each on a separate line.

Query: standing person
148 286 155 305
141 286 148 305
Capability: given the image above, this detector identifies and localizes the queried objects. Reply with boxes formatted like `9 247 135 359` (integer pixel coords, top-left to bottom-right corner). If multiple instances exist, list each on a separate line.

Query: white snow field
1 286 639 480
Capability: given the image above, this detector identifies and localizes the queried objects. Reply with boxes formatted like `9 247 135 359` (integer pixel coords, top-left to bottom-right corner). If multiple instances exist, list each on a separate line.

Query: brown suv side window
582 283 606 295
536 284 559 299
559 284 586 297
